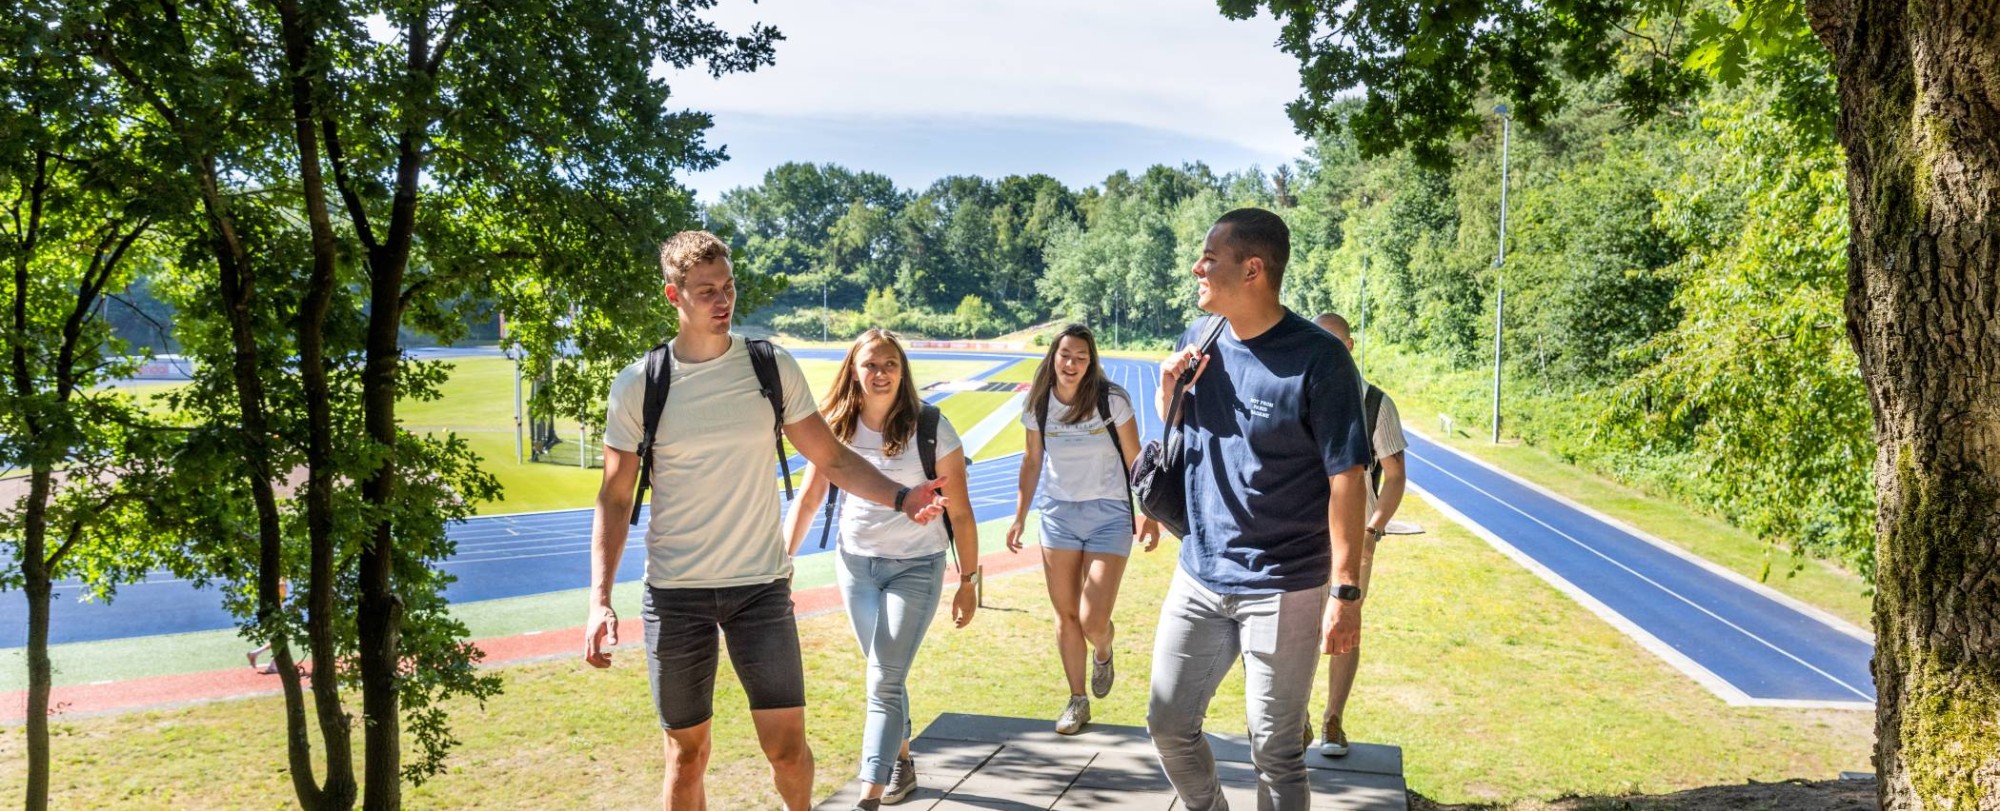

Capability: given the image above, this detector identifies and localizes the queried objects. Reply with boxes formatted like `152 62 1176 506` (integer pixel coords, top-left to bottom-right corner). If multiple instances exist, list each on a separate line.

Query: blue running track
2 348 1873 709
1403 432 1874 708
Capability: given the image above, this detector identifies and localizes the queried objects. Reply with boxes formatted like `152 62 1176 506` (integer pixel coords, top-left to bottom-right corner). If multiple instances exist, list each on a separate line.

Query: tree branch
426 3 472 75
320 117 381 254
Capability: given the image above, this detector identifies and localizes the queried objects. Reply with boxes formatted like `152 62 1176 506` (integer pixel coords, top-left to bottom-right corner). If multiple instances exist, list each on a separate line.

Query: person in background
1006 323 1159 735
1307 311 1408 757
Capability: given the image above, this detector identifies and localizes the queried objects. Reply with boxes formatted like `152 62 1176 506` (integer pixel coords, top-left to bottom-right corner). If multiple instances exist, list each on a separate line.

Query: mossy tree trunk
1807 0 2000 805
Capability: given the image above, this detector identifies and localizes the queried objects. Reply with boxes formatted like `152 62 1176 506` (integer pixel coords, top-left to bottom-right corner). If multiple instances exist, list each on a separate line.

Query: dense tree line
710 77 1869 583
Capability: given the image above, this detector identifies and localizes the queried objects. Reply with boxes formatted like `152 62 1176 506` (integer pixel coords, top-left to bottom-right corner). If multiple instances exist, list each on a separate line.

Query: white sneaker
1054 695 1090 735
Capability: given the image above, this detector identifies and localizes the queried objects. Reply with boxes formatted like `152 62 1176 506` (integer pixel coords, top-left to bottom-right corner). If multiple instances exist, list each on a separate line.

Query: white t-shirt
1020 385 1136 503
603 335 818 589
833 417 963 559
1366 388 1408 519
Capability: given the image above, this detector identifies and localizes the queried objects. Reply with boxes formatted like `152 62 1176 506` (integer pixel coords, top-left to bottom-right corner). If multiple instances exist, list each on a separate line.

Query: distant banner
129 355 196 380
906 340 1030 352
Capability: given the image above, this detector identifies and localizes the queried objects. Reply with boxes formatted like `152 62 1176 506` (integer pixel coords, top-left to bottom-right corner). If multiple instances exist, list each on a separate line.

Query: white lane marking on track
1405 427 1873 644
1411 482 1867 710
1411 449 1874 703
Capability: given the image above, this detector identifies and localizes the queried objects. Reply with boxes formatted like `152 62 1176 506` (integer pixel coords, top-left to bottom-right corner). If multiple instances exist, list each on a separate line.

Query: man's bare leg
752 706 814 810
662 722 712 810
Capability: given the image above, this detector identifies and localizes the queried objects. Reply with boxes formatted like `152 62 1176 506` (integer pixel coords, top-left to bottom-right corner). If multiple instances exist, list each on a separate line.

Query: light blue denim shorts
1036 496 1134 557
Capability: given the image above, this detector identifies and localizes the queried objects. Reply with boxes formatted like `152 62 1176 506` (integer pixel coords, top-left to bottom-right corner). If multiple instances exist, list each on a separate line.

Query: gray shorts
1037 496 1135 557
640 578 805 729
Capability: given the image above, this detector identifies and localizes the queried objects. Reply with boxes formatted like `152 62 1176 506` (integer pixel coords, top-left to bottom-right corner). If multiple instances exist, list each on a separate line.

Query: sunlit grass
0 498 1870 808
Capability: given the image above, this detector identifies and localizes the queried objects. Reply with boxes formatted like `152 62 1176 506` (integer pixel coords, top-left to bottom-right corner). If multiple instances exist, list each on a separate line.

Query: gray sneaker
1318 714 1350 757
883 756 917 804
1090 653 1115 699
1054 695 1091 735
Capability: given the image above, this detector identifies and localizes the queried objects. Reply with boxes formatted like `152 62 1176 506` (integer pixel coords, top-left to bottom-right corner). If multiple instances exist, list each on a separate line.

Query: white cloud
666 0 1311 158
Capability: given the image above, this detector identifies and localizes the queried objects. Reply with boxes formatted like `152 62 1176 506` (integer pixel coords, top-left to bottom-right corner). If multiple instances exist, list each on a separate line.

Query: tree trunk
1808 0 2000 806
206 190 353 811
358 261 406 811
265 4 358 805
22 471 52 811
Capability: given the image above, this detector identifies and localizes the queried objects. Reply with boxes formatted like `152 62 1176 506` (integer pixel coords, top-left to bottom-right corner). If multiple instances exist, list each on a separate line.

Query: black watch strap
893 485 912 512
1333 583 1363 602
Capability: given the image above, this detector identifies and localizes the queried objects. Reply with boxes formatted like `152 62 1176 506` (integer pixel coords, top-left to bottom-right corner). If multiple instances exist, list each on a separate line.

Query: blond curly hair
658 230 730 287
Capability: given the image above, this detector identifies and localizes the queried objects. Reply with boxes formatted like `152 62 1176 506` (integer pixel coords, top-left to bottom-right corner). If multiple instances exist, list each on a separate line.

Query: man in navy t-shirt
1145 208 1372 810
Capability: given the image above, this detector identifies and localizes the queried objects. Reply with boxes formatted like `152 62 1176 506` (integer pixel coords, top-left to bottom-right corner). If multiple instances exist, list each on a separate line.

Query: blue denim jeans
836 548 947 785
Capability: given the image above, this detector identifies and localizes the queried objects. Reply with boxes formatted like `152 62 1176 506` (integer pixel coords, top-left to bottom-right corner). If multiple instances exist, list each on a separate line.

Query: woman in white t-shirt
783 329 979 808
1005 323 1159 735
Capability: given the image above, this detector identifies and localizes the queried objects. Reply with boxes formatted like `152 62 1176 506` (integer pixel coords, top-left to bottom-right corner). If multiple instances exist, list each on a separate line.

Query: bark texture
1807 0 2000 806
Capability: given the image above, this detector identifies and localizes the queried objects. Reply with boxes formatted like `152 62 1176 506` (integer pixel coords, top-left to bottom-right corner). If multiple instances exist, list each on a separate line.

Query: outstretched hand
901 474 950 524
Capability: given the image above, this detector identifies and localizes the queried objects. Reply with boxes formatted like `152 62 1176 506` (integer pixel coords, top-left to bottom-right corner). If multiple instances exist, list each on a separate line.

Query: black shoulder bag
1132 317 1227 538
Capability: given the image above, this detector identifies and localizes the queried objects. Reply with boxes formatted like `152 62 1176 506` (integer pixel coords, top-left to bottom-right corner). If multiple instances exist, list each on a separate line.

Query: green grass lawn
0 497 1870 808
975 419 1030 461
983 358 1040 384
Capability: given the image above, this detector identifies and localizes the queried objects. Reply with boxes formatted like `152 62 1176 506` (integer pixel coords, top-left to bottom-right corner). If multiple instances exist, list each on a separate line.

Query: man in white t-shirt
582 231 948 810
1309 311 1408 757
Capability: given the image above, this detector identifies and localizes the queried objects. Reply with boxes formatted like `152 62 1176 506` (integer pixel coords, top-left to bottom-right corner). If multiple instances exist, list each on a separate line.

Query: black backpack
817 404 957 567
628 338 793 526
1034 383 1134 511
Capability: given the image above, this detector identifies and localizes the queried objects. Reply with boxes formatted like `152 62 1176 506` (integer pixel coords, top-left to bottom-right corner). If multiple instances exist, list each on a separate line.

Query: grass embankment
1364 345 1871 629
406 356 1001 515
0 497 1870 808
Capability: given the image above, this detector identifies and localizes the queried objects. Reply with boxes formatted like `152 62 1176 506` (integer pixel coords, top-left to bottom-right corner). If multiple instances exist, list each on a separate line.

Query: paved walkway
813 713 1407 810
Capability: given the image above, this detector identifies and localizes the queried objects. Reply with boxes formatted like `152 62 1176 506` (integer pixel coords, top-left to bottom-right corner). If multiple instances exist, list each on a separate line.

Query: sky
665 0 1313 201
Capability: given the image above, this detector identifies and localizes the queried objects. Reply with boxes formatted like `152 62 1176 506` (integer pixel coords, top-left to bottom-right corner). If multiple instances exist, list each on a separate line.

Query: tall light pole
1357 254 1368 371
1491 104 1511 444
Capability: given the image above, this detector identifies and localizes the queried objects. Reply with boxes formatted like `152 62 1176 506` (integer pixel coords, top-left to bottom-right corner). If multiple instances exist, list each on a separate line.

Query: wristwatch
1365 526 1385 540
892 485 912 512
1332 583 1363 602
960 569 981 586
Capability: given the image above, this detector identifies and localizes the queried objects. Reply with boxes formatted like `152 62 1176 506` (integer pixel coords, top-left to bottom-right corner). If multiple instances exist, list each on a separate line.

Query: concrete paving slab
816 714 1407 810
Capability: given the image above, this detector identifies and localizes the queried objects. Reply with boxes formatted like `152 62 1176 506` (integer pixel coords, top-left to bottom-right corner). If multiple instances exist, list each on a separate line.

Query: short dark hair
1213 208 1290 285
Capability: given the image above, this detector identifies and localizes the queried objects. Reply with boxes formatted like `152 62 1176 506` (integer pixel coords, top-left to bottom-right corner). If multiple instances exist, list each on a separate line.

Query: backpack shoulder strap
1033 387 1049 457
917 404 942 481
917 404 955 544
630 342 673 525
1364 384 1385 443
1364 383 1386 493
1100 383 1134 505
745 339 795 500
818 481 839 549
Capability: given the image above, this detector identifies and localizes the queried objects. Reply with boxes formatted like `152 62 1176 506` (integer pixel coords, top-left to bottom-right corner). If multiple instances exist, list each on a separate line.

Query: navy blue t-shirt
1174 311 1372 594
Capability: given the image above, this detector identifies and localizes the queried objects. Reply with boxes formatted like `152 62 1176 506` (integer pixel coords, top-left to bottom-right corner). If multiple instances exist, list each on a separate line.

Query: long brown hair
821 328 922 457
1028 323 1109 427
